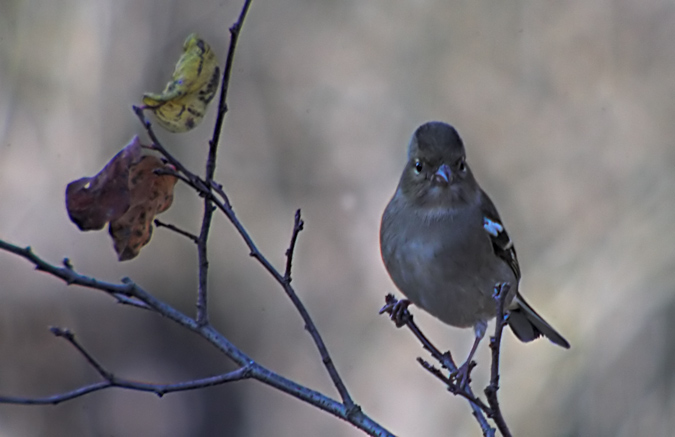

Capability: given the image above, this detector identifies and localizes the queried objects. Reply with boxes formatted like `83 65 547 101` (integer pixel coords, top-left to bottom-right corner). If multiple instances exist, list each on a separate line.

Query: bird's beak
433 164 452 185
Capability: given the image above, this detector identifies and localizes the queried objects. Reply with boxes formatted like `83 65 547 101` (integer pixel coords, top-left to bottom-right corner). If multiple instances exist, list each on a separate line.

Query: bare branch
0 382 111 405
133 106 209 193
484 283 512 437
206 182 356 411
380 283 517 436
153 166 193 186
0 327 253 405
284 209 305 284
380 294 495 436
196 202 213 326
0 241 394 436
128 12 354 414
112 293 153 310
0 241 135 298
133 112 217 323
208 0 252 153
1 1 394 434
135 0 254 327
154 219 199 243
130 22 353 412
196 190 218 326
416 358 490 413
49 327 112 379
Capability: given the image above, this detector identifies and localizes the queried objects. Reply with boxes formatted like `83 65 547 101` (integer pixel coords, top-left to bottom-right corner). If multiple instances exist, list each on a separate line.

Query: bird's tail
507 293 570 349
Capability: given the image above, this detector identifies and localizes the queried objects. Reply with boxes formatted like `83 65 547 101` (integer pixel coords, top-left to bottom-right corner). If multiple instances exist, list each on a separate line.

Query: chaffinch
380 121 569 383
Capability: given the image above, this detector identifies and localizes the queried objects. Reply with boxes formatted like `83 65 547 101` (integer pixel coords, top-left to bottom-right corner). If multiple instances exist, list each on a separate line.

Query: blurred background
1 0 675 435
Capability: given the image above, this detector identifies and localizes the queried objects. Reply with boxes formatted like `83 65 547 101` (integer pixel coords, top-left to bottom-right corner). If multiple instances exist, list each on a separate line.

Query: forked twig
0 327 253 404
1 0 399 435
284 209 304 284
380 294 495 436
154 219 199 243
485 283 512 437
194 0 253 327
380 283 514 436
0 241 393 436
145 138 360 411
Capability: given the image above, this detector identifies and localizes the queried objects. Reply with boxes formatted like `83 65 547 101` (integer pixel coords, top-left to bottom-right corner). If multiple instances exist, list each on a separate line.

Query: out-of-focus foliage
1 0 674 436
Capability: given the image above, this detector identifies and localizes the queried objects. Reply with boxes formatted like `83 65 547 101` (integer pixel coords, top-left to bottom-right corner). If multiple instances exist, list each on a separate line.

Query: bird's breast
381 204 515 328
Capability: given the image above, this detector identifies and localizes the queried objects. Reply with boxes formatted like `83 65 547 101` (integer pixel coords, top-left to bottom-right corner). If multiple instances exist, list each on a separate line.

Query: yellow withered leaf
142 33 220 133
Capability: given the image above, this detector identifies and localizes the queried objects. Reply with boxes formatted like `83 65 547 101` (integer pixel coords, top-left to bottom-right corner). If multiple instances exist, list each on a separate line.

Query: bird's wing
479 190 521 280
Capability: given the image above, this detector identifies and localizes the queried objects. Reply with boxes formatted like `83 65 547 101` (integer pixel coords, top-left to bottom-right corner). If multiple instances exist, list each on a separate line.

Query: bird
380 121 569 385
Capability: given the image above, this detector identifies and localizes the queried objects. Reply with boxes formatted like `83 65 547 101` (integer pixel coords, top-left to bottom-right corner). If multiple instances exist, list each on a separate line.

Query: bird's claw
451 360 476 391
379 295 413 328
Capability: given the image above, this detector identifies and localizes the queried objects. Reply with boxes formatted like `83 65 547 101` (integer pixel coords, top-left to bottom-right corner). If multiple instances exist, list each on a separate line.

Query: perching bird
380 121 569 384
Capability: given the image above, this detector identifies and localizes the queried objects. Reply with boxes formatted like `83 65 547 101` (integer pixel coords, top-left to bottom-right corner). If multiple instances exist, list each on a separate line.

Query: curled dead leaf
65 136 143 231
65 137 178 261
109 156 178 261
142 33 220 133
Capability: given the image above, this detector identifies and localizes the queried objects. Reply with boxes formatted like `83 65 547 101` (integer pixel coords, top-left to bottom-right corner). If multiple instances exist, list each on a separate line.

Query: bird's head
398 121 480 212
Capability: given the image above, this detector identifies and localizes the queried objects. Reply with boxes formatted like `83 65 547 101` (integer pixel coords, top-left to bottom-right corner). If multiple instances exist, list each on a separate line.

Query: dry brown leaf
65 136 143 231
108 156 178 261
65 137 178 261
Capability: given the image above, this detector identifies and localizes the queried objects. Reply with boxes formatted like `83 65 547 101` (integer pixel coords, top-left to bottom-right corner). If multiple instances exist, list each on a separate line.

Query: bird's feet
379 294 412 328
451 359 477 391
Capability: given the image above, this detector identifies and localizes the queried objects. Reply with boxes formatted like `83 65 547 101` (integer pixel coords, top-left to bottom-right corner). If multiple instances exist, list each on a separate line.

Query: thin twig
2 0 384 432
133 109 218 204
0 241 137 297
154 219 199 243
131 22 354 413
485 283 512 437
196 202 213 326
206 183 357 411
0 382 111 405
132 48 354 415
0 241 394 437
0 326 253 404
49 327 112 379
195 219 213 325
132 106 212 198
133 2 254 326
111 293 153 310
133 109 213 324
209 0 252 153
2 0 388 434
417 358 490 412
380 294 495 436
63 260 150 311
284 209 304 283
195 0 252 326
154 166 194 186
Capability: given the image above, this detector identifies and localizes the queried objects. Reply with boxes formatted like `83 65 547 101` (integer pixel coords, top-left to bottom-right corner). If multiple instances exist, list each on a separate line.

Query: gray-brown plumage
380 121 569 381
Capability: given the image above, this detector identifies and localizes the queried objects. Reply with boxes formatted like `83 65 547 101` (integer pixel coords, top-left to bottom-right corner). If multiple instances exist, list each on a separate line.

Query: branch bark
0 0 516 435
380 285 516 436
0 239 394 436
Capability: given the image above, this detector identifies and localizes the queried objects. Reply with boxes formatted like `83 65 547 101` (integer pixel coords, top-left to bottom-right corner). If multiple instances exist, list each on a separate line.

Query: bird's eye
458 158 467 173
414 161 424 174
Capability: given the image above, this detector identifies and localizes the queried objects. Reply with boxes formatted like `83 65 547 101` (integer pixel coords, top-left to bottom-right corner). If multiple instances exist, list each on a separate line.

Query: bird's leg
379 295 413 328
452 320 487 389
